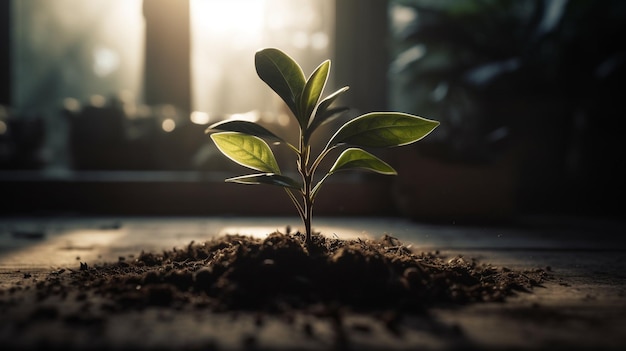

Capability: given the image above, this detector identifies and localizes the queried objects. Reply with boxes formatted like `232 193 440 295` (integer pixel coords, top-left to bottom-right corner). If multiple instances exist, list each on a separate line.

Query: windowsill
0 169 234 183
0 170 397 217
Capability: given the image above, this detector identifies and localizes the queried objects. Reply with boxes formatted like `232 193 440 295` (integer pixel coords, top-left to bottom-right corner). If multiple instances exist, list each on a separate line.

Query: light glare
162 118 176 132
190 111 210 125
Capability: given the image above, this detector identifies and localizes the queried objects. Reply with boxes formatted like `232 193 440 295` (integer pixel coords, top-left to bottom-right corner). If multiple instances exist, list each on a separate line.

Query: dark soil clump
25 232 546 314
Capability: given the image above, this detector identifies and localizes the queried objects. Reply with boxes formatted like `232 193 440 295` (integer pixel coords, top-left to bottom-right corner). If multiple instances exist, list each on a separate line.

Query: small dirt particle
146 285 175 306
351 322 372 333
303 322 314 337
31 305 59 320
254 313 264 327
242 334 257 349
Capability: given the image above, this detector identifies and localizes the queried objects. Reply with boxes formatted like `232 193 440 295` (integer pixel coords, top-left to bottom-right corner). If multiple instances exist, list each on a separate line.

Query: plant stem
310 146 335 176
284 188 304 220
304 193 313 245
299 136 313 245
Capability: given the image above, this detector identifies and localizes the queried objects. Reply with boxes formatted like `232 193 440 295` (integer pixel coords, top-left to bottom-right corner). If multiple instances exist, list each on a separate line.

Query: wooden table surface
1 216 625 350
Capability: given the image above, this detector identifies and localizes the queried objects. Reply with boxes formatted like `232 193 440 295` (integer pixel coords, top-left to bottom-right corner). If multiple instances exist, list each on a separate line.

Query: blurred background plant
388 0 626 217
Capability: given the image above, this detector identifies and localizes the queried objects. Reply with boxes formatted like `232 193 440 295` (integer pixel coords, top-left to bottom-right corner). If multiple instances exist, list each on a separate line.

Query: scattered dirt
9 231 545 313
0 231 547 350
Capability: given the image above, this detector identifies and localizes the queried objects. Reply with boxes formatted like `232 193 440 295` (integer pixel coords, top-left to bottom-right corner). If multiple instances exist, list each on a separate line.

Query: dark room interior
1 0 624 221
1 1 625 350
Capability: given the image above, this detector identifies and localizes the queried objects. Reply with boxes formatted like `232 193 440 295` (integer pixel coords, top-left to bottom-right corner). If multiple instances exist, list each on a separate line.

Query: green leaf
205 120 285 144
299 60 330 128
225 173 302 190
308 86 350 133
308 107 349 136
327 112 439 148
328 148 397 175
255 48 306 119
211 132 281 173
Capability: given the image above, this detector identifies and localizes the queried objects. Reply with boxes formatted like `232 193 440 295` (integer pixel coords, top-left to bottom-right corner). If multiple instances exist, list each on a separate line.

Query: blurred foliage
389 0 626 164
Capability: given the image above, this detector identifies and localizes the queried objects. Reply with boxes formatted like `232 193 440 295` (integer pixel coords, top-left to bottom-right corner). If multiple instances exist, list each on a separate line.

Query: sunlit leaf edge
255 48 306 118
299 60 330 128
210 132 281 174
205 119 285 144
327 112 440 148
328 147 397 175
225 173 302 190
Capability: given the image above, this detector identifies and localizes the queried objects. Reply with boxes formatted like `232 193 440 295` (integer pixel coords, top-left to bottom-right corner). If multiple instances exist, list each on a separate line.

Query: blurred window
7 0 334 171
190 0 335 122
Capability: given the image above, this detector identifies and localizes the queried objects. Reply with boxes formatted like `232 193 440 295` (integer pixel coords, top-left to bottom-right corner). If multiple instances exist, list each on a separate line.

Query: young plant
206 48 439 245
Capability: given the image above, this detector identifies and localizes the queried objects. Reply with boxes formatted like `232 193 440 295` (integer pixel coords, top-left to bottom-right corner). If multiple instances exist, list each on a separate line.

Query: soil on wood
5 231 546 316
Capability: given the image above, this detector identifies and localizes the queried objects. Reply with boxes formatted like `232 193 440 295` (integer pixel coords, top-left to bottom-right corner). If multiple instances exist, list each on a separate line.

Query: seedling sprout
207 48 439 245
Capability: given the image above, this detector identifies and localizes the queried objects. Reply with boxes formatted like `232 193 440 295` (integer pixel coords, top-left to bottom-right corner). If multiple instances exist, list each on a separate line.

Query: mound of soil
25 231 546 315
